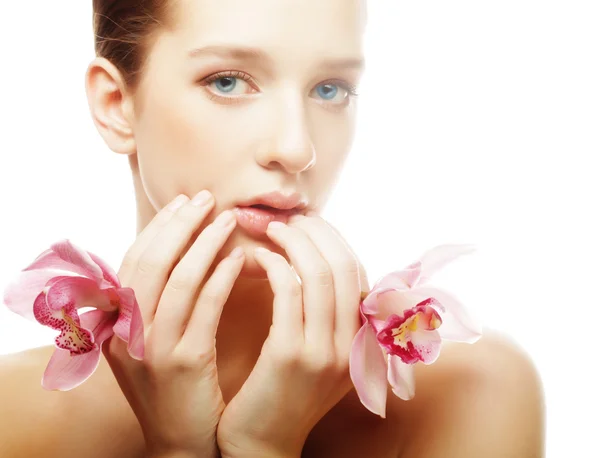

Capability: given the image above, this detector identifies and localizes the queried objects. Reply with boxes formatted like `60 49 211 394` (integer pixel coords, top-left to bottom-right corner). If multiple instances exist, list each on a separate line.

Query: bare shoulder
0 346 144 458
389 331 545 458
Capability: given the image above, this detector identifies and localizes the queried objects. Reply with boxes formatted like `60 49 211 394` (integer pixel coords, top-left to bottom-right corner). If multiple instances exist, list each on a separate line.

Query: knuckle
166 270 196 292
142 337 166 366
199 288 227 307
172 346 217 371
313 265 333 286
280 277 302 297
142 348 170 372
335 345 353 366
307 350 337 373
137 253 165 275
119 253 136 274
272 346 302 368
337 257 359 276
266 338 302 367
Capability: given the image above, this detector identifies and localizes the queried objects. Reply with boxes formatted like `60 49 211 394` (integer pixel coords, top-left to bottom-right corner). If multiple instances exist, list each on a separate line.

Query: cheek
309 109 357 198
133 92 245 212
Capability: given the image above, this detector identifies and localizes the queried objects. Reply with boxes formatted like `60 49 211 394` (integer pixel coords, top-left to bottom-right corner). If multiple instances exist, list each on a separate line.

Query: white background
1 1 598 456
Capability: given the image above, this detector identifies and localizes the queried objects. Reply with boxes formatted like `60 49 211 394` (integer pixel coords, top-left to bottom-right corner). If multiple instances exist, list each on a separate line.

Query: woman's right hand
101 191 244 458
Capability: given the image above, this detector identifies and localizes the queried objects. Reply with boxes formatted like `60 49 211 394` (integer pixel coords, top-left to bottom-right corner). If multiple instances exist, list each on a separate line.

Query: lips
237 191 308 212
233 192 308 236
246 204 298 215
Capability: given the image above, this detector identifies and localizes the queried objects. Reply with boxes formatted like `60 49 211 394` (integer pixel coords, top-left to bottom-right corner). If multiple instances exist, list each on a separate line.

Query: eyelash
199 70 359 108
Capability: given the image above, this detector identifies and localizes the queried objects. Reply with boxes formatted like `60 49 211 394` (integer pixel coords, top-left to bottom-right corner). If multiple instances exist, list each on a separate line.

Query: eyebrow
188 45 365 71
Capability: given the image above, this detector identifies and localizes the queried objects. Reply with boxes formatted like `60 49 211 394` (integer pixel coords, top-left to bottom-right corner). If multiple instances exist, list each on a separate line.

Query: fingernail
254 247 270 255
288 214 305 223
267 221 286 231
229 247 244 259
191 190 212 206
215 210 235 225
167 194 188 211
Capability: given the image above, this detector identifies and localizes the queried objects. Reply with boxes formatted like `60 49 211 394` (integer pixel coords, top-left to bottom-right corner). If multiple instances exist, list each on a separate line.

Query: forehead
168 0 366 60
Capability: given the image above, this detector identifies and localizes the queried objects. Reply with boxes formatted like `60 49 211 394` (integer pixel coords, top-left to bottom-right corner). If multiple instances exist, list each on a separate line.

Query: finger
310 215 370 295
118 194 192 284
178 246 245 352
151 210 237 347
266 222 335 346
127 192 217 329
252 247 303 342
287 215 361 351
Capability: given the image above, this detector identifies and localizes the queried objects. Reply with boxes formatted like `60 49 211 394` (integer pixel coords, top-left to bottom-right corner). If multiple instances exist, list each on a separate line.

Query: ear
85 57 136 155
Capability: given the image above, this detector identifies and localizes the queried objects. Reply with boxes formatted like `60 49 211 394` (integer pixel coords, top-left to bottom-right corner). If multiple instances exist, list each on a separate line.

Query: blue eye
201 72 357 107
214 77 237 93
316 84 339 100
203 72 255 96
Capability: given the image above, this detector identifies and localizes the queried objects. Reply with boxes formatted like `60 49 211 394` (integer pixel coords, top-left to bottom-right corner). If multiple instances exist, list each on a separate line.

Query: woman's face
130 0 366 276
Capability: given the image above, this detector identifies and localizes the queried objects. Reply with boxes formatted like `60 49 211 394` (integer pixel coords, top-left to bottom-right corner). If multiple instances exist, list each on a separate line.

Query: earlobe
85 57 136 155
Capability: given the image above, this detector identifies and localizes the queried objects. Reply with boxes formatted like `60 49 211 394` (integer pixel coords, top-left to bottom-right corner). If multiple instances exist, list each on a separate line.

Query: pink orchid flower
2 240 144 391
350 244 482 418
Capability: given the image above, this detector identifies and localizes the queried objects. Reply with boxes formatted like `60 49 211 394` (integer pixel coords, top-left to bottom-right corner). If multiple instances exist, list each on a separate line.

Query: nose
255 95 316 174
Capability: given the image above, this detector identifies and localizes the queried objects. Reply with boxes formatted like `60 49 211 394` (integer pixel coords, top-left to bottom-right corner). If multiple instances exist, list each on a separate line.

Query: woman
0 0 544 456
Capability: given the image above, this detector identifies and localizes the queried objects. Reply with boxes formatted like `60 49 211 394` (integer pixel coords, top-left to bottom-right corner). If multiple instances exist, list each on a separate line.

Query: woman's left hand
216 214 369 458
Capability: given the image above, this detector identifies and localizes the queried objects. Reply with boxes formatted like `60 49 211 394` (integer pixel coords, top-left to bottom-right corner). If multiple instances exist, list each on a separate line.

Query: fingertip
228 246 245 259
165 194 189 212
287 214 306 224
252 246 272 265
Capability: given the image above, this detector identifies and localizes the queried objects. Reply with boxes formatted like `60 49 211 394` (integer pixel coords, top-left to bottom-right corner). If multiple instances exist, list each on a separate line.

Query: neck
129 154 274 400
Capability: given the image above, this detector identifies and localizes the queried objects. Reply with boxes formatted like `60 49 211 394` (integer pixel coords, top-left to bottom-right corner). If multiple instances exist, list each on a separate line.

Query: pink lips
233 191 307 236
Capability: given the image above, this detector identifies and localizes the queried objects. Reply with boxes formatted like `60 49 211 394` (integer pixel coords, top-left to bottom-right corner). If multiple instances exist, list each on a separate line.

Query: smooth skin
217 215 370 456
103 193 241 457
0 0 544 456
0 200 545 458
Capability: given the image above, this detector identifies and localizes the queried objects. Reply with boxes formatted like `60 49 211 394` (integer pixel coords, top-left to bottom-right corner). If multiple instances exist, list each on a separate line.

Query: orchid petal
112 287 144 360
45 276 116 313
350 323 389 418
365 289 420 328
25 240 103 283
31 248 53 262
361 287 394 316
372 263 422 291
415 244 477 286
360 288 395 317
42 309 116 391
87 252 121 289
387 356 415 400
2 270 77 320
22 251 95 280
411 285 482 343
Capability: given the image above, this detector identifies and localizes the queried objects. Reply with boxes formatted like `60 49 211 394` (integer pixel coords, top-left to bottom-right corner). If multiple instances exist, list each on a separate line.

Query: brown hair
92 0 175 90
